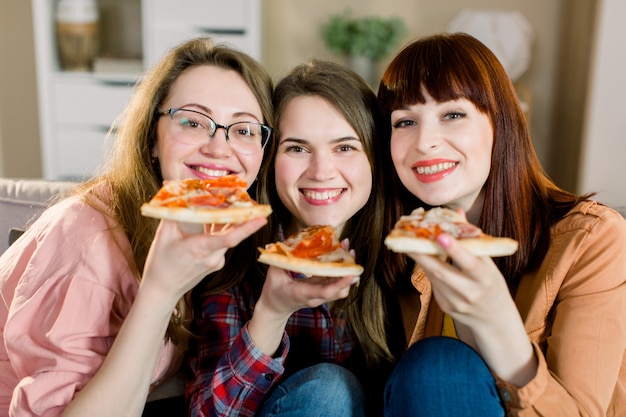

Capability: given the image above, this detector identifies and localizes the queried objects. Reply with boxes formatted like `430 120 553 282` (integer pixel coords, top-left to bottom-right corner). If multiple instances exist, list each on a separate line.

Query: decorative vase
348 54 377 87
55 0 100 71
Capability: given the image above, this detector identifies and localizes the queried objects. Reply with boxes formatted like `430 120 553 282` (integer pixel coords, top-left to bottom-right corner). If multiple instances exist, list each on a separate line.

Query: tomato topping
190 194 227 207
163 198 187 208
291 228 339 258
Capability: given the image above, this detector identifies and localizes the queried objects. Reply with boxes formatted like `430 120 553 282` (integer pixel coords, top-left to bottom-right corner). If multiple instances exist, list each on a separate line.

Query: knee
384 337 502 416
259 364 365 416
390 337 493 387
306 363 363 399
294 363 364 412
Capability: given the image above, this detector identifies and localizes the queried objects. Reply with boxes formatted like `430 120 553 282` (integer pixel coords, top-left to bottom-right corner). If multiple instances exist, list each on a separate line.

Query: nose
199 127 232 157
412 121 440 153
306 152 336 181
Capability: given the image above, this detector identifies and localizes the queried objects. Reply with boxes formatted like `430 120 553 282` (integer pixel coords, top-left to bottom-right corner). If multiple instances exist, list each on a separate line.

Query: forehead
165 65 262 117
279 96 356 136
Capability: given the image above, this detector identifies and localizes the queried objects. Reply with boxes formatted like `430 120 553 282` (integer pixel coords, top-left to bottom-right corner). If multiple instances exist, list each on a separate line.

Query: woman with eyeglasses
186 60 389 417
0 37 273 417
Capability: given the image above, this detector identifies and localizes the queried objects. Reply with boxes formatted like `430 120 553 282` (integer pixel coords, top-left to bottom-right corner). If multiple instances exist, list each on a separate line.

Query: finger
192 217 267 250
435 233 486 273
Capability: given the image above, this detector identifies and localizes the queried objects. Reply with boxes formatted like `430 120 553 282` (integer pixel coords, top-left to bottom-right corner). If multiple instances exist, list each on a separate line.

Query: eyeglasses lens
168 109 270 154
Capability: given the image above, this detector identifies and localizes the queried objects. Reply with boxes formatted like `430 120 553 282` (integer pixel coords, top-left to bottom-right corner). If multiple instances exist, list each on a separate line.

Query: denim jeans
384 337 505 417
257 363 365 417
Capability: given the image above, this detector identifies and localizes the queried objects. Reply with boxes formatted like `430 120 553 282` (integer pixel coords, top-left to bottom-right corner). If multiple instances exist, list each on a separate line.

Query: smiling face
274 95 373 236
153 65 265 187
390 89 493 214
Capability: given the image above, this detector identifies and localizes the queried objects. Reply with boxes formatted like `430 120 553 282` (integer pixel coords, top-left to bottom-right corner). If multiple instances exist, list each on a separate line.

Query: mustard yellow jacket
407 201 626 416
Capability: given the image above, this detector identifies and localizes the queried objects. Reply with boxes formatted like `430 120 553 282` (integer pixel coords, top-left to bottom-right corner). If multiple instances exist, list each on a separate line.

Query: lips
412 160 457 183
300 188 344 203
192 165 232 177
414 161 456 175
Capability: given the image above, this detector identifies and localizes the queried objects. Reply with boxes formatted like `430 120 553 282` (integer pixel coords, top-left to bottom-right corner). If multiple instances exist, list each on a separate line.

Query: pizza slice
140 175 272 224
384 207 518 257
257 225 364 277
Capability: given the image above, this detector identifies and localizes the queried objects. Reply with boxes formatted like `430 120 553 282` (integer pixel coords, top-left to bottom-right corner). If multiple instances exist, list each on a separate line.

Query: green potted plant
321 10 407 85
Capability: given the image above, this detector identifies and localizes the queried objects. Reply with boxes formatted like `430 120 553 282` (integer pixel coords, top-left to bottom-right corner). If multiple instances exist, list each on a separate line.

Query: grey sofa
0 178 78 254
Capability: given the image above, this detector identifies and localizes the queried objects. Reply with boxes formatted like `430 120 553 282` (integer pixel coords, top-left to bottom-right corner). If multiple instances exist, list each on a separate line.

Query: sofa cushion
0 178 78 255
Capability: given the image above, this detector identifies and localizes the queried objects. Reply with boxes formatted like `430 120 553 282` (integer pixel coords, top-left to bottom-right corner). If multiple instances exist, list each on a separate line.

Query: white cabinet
32 0 262 180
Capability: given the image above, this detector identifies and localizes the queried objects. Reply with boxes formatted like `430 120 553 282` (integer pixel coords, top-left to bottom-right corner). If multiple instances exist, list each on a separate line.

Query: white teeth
415 162 456 175
302 189 342 200
196 167 230 177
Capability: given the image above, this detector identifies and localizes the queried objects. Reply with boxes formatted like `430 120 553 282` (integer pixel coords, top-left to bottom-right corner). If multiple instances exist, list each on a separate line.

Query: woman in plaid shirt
186 60 390 417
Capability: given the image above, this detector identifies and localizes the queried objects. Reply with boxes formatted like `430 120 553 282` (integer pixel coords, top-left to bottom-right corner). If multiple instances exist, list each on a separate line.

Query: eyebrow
181 103 261 122
280 136 361 145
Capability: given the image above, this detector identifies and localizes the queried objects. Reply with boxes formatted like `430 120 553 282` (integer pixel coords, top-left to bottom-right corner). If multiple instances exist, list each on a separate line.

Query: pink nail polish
437 233 452 248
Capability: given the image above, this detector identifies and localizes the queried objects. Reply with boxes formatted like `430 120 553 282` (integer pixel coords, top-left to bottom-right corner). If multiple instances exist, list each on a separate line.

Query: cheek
273 157 295 191
390 136 408 169
240 154 264 183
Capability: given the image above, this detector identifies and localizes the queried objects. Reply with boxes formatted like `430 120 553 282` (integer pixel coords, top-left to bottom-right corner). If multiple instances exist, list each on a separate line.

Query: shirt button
499 387 512 402
264 373 275 381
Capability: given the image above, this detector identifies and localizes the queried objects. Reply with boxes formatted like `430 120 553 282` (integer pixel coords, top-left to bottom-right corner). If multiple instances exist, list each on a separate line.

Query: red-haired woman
376 33 626 417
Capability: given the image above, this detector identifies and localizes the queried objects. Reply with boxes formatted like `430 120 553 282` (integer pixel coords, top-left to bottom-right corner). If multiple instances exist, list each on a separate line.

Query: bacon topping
265 225 356 263
150 176 255 209
393 207 482 240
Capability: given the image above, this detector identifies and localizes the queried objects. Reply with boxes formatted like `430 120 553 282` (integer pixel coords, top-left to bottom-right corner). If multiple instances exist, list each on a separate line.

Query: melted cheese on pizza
392 207 482 240
150 176 255 209
266 225 356 263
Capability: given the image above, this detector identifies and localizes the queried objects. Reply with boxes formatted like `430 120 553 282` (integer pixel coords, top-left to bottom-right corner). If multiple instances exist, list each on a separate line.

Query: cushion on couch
0 178 78 255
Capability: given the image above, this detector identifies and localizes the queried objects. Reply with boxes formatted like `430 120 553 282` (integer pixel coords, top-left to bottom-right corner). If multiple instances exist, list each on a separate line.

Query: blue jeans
257 363 365 417
384 337 505 417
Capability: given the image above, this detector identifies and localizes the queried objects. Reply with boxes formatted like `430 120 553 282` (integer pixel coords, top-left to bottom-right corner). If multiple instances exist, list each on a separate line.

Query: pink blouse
0 195 180 416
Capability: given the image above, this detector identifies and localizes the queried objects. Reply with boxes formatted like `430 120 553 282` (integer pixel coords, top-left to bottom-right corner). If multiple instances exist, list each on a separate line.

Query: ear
151 145 160 159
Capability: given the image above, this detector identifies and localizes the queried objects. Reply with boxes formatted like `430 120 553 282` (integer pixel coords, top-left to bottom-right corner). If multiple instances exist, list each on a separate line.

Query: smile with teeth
415 162 457 175
301 189 344 200
194 166 231 177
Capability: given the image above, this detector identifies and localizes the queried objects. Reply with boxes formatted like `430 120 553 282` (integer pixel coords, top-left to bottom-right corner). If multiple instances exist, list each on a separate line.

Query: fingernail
437 233 452 249
351 276 360 285
289 271 308 280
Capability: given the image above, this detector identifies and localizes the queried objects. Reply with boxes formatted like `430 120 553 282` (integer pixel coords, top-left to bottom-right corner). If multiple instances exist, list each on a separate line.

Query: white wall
263 0 562 166
579 0 626 207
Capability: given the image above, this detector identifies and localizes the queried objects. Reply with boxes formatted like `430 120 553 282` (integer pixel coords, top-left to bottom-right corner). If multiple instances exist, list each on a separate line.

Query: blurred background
1 0 624 207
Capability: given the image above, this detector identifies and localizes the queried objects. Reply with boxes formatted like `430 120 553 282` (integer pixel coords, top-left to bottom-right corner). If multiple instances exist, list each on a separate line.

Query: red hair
377 33 590 291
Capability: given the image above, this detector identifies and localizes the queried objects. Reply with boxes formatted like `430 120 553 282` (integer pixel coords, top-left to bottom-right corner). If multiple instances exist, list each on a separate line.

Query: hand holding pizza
141 216 268 305
389 208 533 379
139 175 272 305
247 225 361 356
385 207 519 324
409 231 514 326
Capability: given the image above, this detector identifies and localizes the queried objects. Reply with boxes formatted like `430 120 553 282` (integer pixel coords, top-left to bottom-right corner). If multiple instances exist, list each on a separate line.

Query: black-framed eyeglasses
158 108 272 155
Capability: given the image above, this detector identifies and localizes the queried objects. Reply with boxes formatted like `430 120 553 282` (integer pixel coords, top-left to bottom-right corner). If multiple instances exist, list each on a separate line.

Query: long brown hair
200 60 393 367
78 37 274 351
377 33 591 293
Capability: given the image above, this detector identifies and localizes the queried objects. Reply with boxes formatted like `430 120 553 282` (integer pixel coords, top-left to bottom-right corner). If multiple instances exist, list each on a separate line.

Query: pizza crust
140 203 272 224
257 250 364 277
384 234 518 257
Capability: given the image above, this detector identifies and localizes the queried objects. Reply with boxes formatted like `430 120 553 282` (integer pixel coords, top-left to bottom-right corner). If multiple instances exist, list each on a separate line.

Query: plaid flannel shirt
186 280 358 417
